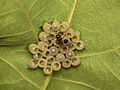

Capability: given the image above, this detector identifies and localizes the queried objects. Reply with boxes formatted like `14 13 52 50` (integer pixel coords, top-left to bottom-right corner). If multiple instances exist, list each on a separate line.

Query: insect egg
50 46 58 56
66 51 74 59
38 41 48 51
60 21 70 32
56 34 61 39
57 31 65 37
39 32 49 41
75 40 85 50
55 38 63 45
33 52 42 60
29 44 38 54
52 19 61 26
43 66 53 75
38 59 47 68
62 59 72 68
46 39 53 46
49 32 56 40
59 46 68 54
51 61 61 71
71 57 80 66
42 49 51 57
28 59 39 69
62 37 70 45
52 39 60 46
68 43 75 51
56 53 65 62
52 19 60 31
66 28 74 38
28 19 85 75
71 32 80 42
43 23 52 33
46 56 55 64
64 39 68 43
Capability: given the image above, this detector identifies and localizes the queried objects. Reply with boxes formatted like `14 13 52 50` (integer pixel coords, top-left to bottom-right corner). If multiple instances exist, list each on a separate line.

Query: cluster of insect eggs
28 19 85 75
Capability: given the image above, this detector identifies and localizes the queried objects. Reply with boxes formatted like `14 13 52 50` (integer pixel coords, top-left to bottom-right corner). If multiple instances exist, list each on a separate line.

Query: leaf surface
0 0 120 90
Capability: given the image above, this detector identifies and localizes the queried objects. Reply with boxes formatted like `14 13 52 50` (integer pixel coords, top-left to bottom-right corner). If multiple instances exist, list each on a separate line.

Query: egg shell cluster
28 19 85 75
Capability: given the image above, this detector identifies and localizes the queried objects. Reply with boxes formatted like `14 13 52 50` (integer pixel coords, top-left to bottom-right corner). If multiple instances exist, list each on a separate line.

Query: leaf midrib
42 0 79 90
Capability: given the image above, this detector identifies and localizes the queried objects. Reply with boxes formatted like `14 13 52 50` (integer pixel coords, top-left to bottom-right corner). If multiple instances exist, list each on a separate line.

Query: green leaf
0 0 120 90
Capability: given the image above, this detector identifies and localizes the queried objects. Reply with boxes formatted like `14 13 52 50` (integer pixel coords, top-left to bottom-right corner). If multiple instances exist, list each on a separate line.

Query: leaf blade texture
0 0 120 90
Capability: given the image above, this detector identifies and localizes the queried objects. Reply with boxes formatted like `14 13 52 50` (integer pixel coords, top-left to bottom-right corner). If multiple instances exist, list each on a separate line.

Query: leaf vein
54 77 101 90
15 0 39 42
33 7 47 20
0 57 39 89
0 9 19 17
59 0 67 7
41 74 52 90
101 60 120 81
0 30 32 38
0 79 23 85
28 0 38 13
77 46 120 58
0 20 17 31
68 0 78 23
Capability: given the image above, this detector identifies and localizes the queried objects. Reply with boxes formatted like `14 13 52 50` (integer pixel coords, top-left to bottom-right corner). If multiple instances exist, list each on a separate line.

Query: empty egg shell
33 52 42 60
52 19 60 31
43 66 53 75
60 21 70 32
68 43 76 51
46 39 53 46
59 46 68 54
75 40 85 50
29 44 38 54
43 23 52 33
62 59 72 68
42 49 51 57
38 41 48 51
52 38 60 46
51 61 61 71
57 31 65 37
66 28 74 38
71 32 80 42
71 57 80 66
49 32 56 40
28 59 39 69
38 59 47 68
39 32 49 41
52 19 61 26
46 56 55 64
